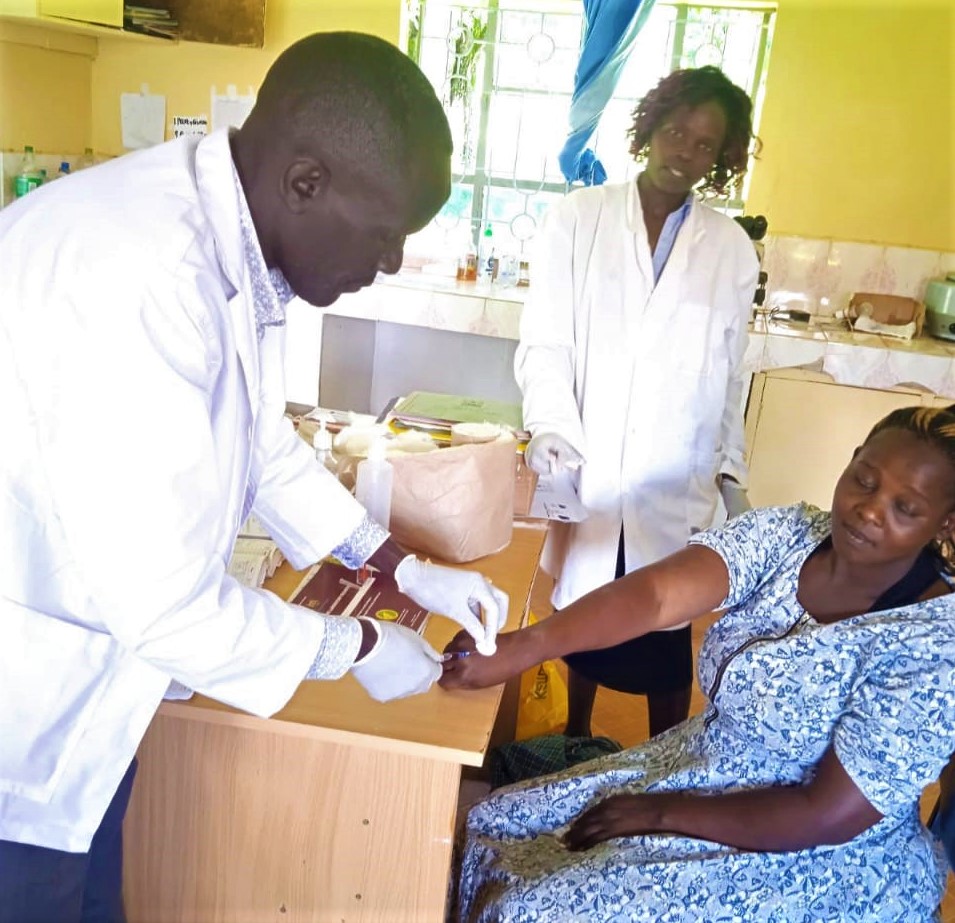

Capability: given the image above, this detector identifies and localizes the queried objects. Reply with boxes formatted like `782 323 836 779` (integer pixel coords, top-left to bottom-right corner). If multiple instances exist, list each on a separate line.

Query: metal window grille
402 0 775 263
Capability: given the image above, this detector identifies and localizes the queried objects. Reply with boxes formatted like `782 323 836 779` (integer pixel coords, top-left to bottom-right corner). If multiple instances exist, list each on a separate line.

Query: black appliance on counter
734 214 769 316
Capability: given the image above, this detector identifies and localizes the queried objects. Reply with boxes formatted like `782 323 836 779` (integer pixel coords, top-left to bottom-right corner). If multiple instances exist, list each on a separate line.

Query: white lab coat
516 180 758 610
0 131 368 852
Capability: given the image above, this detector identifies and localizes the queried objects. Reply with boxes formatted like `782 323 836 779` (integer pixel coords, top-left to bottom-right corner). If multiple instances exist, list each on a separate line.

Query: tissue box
848 292 925 336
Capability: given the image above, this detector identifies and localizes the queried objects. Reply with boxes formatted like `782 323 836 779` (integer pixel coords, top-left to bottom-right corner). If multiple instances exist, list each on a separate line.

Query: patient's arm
563 746 882 853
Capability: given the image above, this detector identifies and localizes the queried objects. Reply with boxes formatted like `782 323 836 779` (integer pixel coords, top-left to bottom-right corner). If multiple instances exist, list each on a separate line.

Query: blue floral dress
454 505 955 922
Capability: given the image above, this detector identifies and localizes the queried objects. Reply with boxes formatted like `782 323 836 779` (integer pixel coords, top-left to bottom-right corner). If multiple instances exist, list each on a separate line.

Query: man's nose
378 241 405 276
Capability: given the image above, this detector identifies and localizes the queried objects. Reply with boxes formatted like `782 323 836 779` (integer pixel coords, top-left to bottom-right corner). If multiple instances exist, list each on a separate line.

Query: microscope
733 214 769 318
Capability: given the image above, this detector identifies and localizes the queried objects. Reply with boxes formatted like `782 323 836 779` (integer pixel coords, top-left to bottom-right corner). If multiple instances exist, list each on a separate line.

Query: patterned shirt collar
231 159 296 339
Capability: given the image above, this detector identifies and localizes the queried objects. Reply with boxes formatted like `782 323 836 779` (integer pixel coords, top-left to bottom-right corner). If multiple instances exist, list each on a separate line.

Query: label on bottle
14 174 42 198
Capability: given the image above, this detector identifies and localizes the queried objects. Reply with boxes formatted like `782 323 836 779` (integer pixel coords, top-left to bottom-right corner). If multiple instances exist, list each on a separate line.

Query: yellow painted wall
90 0 399 155
0 20 93 151
747 0 955 250
3 0 952 251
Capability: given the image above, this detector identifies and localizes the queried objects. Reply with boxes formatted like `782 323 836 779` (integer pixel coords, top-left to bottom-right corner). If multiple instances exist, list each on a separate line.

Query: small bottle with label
478 226 497 282
354 437 394 529
14 145 42 198
517 260 531 287
312 415 338 477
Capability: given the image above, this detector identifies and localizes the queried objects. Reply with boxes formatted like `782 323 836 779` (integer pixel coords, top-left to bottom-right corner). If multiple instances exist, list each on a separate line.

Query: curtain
558 0 658 186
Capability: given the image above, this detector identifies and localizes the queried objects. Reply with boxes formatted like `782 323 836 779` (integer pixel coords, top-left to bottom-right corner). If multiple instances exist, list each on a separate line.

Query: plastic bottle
13 146 42 198
478 226 498 282
354 437 394 529
56 161 71 179
312 415 338 477
517 259 531 288
80 147 95 170
456 245 478 282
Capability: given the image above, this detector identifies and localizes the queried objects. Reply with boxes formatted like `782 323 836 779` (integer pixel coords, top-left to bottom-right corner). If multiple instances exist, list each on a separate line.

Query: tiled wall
762 236 955 316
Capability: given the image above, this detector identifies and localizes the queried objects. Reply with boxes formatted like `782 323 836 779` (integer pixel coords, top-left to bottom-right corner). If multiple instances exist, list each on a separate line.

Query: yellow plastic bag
515 613 568 741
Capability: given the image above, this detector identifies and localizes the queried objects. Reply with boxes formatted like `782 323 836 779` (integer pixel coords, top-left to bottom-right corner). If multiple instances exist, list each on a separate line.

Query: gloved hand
395 555 509 655
524 433 584 476
720 478 751 520
350 618 443 702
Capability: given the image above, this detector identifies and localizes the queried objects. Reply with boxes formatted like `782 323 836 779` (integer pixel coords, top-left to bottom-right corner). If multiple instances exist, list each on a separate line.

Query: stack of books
228 516 284 589
123 4 178 39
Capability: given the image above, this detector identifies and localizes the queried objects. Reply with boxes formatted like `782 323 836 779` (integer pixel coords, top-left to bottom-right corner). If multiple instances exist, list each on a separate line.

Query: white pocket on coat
0 596 115 802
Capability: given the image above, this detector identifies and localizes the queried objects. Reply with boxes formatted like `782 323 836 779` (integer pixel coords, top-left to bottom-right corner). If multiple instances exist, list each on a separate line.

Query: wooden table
122 521 546 923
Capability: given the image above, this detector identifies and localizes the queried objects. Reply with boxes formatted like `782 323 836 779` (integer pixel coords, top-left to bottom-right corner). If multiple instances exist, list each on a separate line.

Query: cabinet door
39 0 120 27
172 0 265 47
745 373 924 510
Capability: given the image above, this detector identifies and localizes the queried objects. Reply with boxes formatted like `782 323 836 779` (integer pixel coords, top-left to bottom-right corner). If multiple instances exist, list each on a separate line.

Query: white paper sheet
120 84 166 150
171 114 209 139
211 84 256 132
529 469 588 522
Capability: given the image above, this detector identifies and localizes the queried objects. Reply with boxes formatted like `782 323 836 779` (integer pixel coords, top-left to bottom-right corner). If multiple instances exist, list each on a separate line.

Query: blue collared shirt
651 194 692 284
231 162 296 340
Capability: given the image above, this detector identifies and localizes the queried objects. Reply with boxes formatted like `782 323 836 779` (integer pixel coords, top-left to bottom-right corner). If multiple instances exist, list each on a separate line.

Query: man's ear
281 157 329 214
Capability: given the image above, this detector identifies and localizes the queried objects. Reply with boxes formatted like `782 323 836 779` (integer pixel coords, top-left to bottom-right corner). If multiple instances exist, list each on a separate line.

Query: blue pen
441 651 472 662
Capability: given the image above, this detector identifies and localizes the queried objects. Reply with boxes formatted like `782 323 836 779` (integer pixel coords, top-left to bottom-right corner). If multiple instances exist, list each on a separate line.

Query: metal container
925 273 955 341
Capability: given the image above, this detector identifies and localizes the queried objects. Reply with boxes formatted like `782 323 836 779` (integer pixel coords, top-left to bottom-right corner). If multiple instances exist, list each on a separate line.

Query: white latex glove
350 618 443 702
395 555 509 655
524 432 584 476
720 479 751 520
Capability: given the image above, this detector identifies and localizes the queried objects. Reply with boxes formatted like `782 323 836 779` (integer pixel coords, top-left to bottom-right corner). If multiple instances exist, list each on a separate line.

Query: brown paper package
848 292 925 335
388 436 517 563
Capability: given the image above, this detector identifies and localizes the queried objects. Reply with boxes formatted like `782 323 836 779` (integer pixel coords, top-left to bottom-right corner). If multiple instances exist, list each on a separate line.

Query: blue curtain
558 0 658 186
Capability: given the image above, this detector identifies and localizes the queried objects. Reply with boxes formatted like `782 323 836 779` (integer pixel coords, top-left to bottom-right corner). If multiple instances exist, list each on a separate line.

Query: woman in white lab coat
517 66 759 738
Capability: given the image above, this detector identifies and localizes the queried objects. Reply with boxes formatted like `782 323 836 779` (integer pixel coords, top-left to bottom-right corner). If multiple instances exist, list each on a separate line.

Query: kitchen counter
745 316 955 398
321 275 955 400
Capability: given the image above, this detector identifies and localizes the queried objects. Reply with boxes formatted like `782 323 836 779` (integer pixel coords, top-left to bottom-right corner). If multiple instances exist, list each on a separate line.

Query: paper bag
848 292 925 336
387 435 516 562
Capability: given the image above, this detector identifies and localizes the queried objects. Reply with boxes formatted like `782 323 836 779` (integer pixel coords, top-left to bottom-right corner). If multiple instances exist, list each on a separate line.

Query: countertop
325 276 955 399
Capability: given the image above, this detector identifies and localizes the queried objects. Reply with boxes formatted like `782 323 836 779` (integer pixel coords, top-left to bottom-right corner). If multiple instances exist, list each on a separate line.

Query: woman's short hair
866 404 955 572
627 65 757 195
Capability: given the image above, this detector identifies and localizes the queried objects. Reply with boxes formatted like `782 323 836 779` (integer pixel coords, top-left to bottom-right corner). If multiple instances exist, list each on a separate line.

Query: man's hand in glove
395 556 509 655
350 618 443 702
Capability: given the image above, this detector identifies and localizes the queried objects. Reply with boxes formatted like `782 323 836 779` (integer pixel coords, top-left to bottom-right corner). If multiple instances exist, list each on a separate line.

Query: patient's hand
438 629 526 690
562 794 663 851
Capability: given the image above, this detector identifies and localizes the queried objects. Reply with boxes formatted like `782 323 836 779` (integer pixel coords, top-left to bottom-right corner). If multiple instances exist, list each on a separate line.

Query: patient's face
830 428 955 567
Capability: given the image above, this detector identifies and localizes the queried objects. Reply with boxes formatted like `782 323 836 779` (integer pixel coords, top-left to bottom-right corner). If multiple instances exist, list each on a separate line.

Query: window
402 0 776 263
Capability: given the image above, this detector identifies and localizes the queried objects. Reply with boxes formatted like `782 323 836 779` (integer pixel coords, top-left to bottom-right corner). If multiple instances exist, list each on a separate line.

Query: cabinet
40 0 119 28
1 0 266 46
744 369 935 510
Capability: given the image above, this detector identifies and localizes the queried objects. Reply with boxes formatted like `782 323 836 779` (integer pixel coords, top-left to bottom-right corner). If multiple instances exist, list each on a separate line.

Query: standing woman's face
830 428 955 567
642 100 727 197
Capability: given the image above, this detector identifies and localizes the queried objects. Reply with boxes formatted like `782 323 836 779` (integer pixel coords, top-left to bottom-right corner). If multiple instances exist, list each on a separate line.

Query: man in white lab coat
518 66 759 740
0 32 506 923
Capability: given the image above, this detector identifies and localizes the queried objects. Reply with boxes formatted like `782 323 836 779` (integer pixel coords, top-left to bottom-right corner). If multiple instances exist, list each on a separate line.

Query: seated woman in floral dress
441 404 955 922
